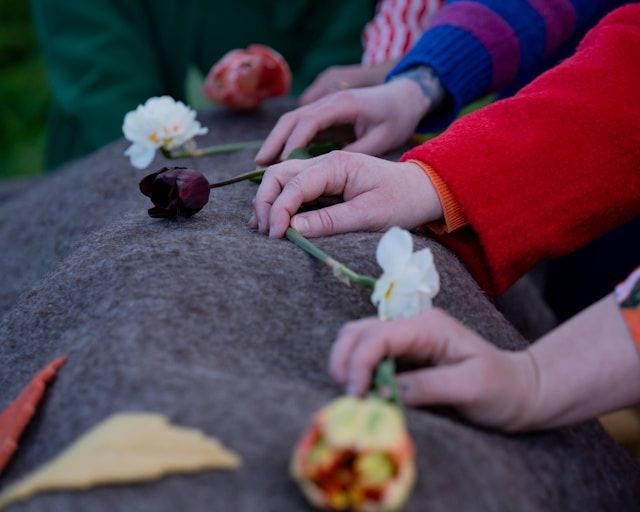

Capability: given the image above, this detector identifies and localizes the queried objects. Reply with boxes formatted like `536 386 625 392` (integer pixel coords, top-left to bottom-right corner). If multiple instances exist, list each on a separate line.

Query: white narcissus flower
122 96 208 169
371 227 440 319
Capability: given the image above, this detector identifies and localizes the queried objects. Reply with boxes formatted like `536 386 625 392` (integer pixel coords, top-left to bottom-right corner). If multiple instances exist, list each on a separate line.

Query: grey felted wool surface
0 100 638 511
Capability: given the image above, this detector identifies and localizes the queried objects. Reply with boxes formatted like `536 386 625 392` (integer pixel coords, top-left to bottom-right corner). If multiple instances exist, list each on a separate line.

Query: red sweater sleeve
401 5 640 296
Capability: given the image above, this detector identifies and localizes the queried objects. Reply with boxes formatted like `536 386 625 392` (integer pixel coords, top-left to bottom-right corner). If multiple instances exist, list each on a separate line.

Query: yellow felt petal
0 412 240 510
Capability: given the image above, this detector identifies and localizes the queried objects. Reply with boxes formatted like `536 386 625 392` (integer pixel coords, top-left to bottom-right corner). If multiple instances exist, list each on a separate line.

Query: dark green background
0 0 48 181
0 1 214 181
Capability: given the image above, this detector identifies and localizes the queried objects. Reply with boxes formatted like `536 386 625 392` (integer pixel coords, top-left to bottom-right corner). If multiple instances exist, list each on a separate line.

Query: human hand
329 309 538 432
250 151 443 238
299 61 396 105
254 79 431 165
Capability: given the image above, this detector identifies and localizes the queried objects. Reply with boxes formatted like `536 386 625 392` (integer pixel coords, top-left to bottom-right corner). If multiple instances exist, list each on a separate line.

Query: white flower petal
371 228 441 319
391 266 422 294
125 143 156 169
121 96 208 167
409 248 440 297
371 273 394 310
376 227 413 273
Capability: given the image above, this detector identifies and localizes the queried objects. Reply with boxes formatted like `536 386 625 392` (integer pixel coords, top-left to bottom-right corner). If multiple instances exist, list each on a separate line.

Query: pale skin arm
249 151 443 238
329 295 640 432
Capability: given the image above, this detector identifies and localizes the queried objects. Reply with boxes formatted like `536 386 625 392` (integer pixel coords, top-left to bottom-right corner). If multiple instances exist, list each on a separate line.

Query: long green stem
209 168 265 189
373 358 402 407
285 227 398 405
162 139 263 159
285 227 377 289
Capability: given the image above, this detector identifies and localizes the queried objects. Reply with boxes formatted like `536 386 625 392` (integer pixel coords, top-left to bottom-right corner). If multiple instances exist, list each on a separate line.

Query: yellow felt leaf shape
0 412 240 510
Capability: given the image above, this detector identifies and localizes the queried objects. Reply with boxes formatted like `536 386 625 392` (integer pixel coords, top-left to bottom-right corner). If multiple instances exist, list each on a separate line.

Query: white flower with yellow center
122 96 208 169
371 227 440 319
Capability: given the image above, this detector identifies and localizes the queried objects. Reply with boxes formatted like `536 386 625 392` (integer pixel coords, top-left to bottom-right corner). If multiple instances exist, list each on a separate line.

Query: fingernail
247 214 257 228
346 382 358 396
268 226 277 238
292 216 309 235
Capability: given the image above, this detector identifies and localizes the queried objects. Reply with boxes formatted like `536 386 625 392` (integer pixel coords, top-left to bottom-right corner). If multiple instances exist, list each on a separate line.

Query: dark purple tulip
139 167 210 218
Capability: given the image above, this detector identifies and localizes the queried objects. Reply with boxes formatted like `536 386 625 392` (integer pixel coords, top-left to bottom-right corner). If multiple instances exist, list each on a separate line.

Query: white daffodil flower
371 227 440 319
122 96 208 169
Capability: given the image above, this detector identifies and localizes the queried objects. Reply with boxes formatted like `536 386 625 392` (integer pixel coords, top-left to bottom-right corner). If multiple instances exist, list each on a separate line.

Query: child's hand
329 309 538 431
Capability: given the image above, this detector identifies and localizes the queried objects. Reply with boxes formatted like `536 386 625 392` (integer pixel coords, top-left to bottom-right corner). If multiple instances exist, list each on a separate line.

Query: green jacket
31 0 374 169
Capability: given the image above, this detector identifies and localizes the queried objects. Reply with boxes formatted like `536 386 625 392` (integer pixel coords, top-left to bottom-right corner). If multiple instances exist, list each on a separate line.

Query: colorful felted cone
203 44 291 111
291 396 416 512
0 356 67 474
139 167 211 219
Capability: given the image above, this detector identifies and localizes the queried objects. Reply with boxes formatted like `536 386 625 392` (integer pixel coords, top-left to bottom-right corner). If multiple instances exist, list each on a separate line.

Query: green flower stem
285 227 377 289
373 358 402 408
161 139 264 159
284 227 398 407
209 168 265 189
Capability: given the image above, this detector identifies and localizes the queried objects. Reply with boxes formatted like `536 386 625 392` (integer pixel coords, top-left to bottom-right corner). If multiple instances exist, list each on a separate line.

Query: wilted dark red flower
203 44 291 111
139 167 210 218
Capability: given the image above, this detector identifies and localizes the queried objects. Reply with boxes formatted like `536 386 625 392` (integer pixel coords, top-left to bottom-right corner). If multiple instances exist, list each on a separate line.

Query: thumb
396 366 475 408
291 198 378 237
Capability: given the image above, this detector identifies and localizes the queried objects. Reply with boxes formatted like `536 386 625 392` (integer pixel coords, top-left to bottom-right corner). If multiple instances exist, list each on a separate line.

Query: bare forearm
516 295 640 430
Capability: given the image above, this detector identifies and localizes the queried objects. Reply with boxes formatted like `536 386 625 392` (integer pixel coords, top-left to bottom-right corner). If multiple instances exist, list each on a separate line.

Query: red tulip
203 44 291 111
291 396 416 511
139 167 210 218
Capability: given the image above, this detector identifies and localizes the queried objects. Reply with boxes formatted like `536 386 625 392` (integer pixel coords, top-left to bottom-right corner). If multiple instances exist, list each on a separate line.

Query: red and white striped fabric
362 0 444 66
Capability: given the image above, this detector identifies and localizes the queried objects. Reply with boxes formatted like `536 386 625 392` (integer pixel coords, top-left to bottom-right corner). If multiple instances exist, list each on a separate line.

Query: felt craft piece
0 356 67 475
0 413 241 510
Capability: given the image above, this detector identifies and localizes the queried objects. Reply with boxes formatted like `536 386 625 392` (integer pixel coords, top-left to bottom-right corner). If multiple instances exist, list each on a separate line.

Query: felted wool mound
0 100 638 511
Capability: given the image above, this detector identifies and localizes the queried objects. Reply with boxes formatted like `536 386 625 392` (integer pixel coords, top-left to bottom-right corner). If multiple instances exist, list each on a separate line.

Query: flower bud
203 44 291 111
139 167 210 218
291 396 416 511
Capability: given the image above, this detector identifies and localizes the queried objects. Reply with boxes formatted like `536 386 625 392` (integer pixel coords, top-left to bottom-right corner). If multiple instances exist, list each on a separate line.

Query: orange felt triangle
0 356 67 474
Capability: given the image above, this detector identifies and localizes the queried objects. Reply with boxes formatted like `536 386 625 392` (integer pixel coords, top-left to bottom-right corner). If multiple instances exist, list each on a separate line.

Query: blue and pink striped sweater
388 0 628 129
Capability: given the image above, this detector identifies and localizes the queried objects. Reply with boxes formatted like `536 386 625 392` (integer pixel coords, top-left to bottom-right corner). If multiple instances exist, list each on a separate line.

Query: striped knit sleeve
387 0 618 131
362 0 444 67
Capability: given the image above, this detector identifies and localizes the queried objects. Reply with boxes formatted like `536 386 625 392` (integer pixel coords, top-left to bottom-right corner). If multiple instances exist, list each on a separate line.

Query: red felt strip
0 356 67 474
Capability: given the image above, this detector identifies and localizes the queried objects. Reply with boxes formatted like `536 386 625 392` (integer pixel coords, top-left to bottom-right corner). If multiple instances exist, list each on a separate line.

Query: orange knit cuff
407 159 468 234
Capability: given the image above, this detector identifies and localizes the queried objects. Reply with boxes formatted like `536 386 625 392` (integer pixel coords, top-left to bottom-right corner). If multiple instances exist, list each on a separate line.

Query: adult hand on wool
249 151 443 238
298 61 397 105
329 308 538 432
254 79 431 165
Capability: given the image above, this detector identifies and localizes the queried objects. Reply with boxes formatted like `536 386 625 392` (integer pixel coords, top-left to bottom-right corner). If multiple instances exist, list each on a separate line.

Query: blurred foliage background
0 1 210 183
0 0 48 182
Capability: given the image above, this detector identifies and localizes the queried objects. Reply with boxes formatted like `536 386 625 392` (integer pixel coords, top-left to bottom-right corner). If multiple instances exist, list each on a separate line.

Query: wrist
408 160 468 234
399 162 444 226
390 66 445 121
386 77 432 124
501 350 542 432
